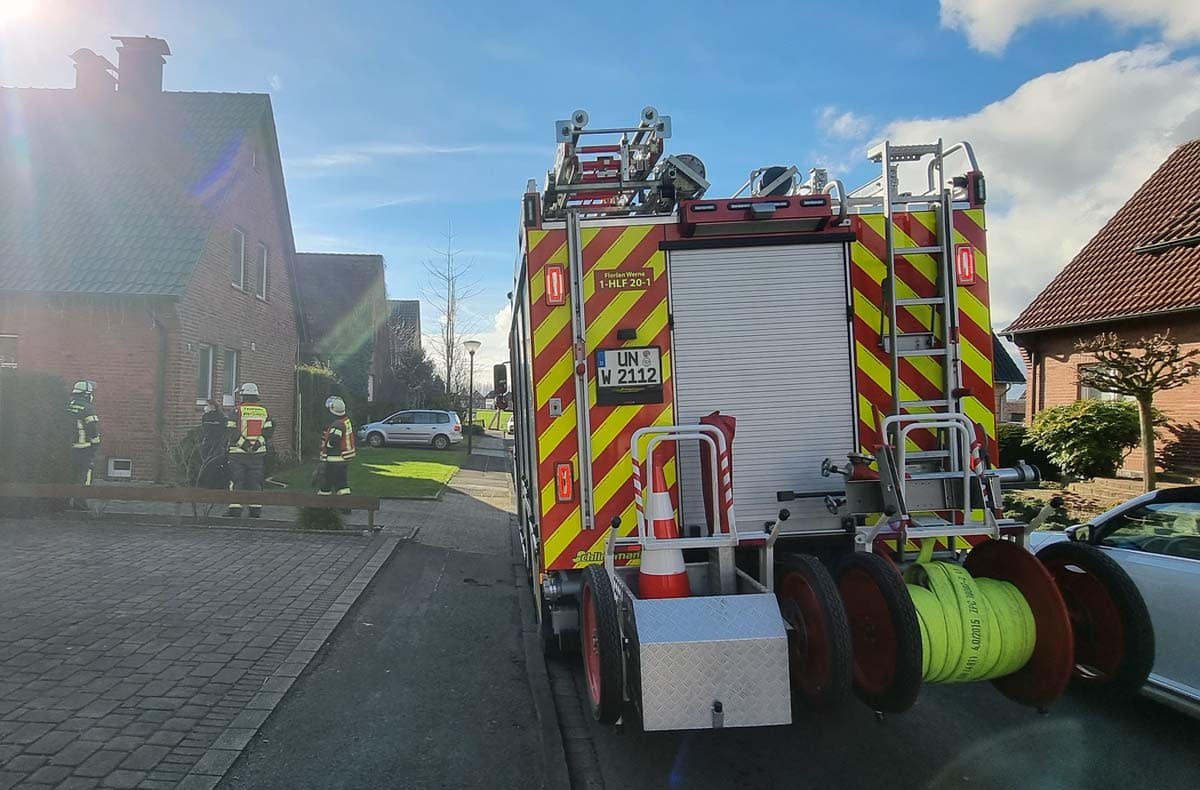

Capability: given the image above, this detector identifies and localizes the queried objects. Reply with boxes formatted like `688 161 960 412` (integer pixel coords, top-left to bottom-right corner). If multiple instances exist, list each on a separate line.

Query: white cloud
881 46 1200 326
418 301 512 390
941 0 1200 53
819 106 872 139
288 142 541 171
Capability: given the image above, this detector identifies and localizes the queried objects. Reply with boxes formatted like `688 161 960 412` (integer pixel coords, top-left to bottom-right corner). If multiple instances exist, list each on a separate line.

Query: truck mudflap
625 591 791 731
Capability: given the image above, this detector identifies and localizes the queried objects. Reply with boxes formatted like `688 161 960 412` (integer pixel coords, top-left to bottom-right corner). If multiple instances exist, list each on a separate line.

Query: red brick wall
169 120 299 462
1016 313 1200 474
0 294 173 479
0 120 301 481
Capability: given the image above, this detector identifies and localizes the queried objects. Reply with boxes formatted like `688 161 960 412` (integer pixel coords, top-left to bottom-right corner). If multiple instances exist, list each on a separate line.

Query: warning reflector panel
955 244 977 286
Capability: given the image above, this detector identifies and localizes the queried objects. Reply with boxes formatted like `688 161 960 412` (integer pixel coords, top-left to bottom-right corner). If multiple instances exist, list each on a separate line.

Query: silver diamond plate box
631 593 791 731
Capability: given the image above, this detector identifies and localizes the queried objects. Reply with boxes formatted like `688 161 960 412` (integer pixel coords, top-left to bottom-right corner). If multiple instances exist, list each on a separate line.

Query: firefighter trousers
318 462 350 496
70 446 96 508
228 453 265 516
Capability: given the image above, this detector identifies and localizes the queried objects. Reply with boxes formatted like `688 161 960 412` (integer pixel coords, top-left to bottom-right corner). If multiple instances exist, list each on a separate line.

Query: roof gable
1007 138 1200 334
295 253 385 352
0 89 271 296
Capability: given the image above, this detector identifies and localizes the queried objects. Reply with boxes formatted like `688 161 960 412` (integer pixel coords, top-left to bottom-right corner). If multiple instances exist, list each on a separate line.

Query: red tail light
453 424 461 432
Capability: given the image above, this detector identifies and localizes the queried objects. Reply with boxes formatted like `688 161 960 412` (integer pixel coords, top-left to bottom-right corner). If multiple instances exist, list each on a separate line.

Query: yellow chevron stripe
537 400 577 464
589 404 675 527
962 396 995 440
958 288 989 338
535 348 573 411
961 334 992 389
532 306 570 358
852 291 944 392
575 457 677 568
543 507 582 564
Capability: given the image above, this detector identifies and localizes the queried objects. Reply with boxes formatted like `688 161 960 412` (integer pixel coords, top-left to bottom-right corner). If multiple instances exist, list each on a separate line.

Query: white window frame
223 348 239 406
196 344 214 405
107 458 133 479
232 228 246 290
256 243 269 300
0 334 16 368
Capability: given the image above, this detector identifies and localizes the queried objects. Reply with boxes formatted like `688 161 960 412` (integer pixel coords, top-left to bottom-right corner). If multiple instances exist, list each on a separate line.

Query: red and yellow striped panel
526 228 583 572
527 223 677 572
849 208 997 461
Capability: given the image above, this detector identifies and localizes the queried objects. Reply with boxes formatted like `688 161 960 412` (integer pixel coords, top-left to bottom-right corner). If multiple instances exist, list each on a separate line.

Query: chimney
111 36 171 99
70 48 117 96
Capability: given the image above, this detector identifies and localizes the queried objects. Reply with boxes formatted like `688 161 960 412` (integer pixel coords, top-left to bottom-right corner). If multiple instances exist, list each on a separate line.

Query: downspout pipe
147 303 169 482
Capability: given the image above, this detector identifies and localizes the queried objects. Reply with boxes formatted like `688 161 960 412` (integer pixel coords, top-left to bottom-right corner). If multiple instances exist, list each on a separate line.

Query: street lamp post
463 340 481 453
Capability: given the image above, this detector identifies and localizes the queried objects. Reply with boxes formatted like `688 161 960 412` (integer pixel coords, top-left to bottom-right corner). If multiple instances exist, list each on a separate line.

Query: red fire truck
508 108 1152 730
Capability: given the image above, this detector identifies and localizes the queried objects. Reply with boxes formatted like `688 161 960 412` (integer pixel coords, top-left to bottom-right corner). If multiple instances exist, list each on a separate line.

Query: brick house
294 253 388 402
1006 137 1200 474
0 37 305 482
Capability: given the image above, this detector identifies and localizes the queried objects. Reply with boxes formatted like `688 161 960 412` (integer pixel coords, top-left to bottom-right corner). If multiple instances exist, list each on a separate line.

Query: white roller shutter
669 244 855 532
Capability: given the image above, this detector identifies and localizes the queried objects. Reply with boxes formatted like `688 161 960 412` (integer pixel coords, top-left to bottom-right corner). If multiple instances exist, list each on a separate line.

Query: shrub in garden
0 369 72 516
1027 400 1146 479
297 506 344 530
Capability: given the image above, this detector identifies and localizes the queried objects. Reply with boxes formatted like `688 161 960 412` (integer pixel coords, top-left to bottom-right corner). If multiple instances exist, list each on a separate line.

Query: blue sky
3 1 1200 371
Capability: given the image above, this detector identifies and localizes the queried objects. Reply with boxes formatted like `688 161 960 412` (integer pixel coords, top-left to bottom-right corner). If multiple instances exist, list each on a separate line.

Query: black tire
366 432 385 448
432 434 450 450
1036 541 1155 695
836 551 923 713
580 565 624 724
776 554 852 710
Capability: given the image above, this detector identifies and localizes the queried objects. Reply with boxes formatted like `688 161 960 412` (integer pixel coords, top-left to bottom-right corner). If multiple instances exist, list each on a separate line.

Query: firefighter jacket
227 402 273 455
68 397 101 450
320 415 356 463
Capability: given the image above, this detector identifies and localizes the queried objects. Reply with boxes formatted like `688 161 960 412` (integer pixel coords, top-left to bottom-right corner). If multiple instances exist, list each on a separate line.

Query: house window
107 458 133 479
223 349 239 406
0 335 16 368
232 228 246 289
196 345 214 403
256 243 269 300
1079 364 1134 402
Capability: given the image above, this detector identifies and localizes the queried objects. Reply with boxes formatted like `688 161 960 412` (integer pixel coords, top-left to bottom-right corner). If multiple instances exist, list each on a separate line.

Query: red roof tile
1006 138 1200 334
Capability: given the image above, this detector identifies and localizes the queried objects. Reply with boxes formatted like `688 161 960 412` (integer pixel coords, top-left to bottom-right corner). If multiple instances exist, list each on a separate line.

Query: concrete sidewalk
220 463 567 789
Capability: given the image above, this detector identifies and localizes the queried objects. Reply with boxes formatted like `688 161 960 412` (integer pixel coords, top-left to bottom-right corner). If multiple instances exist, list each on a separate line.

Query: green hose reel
905 540 1036 684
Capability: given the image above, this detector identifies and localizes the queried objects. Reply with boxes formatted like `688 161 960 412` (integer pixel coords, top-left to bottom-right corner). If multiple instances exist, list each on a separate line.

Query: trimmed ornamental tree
1028 400 1143 480
1075 332 1200 491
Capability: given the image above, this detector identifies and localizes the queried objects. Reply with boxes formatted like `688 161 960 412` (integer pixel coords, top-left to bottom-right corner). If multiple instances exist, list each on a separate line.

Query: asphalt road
220 481 544 790
564 658 1200 789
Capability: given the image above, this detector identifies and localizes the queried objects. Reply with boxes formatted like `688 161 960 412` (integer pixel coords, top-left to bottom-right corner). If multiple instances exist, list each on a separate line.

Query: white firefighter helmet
325 395 346 416
239 382 260 397
71 380 96 398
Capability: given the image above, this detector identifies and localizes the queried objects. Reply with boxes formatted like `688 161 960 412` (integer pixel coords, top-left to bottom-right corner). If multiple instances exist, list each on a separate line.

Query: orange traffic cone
638 459 690 599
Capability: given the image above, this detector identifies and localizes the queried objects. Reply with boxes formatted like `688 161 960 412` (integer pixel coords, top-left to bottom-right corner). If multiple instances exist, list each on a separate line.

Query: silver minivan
356 410 463 450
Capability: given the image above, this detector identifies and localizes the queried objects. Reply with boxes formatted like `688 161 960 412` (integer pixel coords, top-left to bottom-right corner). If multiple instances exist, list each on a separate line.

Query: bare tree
1076 331 1200 491
423 222 482 400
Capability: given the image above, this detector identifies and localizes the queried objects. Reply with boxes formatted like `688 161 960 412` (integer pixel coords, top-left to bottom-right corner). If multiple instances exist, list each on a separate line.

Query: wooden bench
0 483 382 530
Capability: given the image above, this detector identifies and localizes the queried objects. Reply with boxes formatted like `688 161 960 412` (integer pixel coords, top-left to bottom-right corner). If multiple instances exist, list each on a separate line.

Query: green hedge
0 369 72 515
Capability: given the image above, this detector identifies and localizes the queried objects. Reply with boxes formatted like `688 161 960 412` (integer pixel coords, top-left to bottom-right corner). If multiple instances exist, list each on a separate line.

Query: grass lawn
270 446 468 498
470 409 512 429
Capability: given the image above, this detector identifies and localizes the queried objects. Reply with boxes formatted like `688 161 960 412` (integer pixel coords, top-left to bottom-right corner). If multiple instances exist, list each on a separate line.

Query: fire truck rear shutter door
669 243 855 532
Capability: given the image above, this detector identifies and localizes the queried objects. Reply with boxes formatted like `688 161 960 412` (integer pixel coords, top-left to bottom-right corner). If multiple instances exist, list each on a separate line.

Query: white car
356 409 463 450
506 416 515 434
1029 486 1200 716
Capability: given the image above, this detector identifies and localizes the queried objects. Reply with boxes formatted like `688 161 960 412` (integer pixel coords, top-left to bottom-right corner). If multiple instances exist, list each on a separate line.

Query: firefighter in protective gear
318 395 355 503
225 382 273 517
67 380 100 510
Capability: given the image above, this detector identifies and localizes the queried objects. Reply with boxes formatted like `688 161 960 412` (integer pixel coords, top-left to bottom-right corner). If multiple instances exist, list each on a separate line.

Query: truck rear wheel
580 565 623 724
776 553 852 709
836 551 923 713
1035 541 1154 695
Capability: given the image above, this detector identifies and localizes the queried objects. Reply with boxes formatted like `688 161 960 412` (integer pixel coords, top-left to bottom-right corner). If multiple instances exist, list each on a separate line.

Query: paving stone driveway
0 520 399 789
